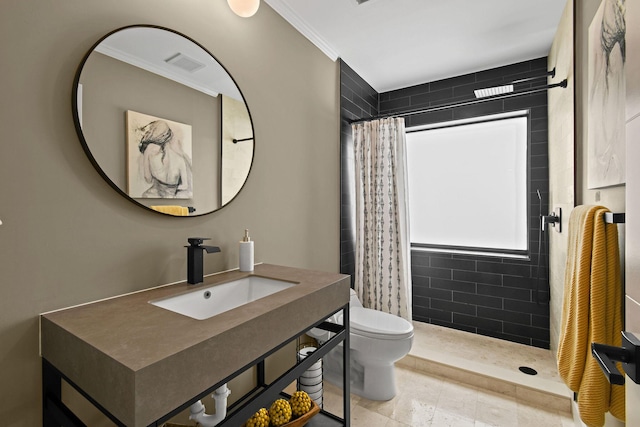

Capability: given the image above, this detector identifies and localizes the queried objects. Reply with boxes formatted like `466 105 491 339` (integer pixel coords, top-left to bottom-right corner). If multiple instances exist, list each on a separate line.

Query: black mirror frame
72 24 255 217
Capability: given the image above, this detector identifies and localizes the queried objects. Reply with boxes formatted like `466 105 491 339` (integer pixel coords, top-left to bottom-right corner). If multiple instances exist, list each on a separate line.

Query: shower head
536 189 543 220
474 68 558 99
474 84 514 99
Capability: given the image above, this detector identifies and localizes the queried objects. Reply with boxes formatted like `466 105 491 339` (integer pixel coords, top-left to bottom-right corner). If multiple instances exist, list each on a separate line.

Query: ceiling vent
164 53 205 73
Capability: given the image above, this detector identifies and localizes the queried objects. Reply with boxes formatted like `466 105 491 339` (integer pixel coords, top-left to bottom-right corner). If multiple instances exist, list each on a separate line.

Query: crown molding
95 44 223 98
264 0 340 61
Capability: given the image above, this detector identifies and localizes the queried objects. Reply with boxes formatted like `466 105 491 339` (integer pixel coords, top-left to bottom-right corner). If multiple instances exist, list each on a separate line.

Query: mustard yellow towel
150 205 189 216
557 205 624 426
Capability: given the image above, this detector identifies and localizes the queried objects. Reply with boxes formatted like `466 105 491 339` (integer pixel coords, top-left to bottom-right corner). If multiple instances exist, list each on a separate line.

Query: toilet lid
349 307 414 340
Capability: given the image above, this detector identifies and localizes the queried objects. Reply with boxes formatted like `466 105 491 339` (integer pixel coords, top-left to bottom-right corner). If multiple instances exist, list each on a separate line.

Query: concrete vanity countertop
40 264 350 427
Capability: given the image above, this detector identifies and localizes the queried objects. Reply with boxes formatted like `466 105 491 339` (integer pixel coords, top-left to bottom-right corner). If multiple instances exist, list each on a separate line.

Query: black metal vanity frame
42 304 350 427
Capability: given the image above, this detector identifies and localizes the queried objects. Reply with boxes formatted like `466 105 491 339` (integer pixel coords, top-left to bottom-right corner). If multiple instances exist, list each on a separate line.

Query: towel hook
604 212 625 224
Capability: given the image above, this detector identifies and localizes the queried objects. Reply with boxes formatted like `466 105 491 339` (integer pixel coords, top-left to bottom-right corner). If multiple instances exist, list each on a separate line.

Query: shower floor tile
409 322 560 380
404 322 571 403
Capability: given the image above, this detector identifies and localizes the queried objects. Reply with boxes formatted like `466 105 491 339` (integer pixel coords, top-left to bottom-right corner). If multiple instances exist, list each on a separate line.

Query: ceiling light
474 84 514 99
228 0 260 17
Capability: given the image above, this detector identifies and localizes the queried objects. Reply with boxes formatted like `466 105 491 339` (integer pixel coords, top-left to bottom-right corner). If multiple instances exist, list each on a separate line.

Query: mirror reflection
73 25 254 216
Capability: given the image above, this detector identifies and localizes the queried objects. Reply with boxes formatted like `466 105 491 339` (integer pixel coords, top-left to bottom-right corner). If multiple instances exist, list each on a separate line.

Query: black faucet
186 237 221 285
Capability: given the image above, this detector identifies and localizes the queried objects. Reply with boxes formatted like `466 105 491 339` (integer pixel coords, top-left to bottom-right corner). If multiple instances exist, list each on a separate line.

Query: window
405 111 529 255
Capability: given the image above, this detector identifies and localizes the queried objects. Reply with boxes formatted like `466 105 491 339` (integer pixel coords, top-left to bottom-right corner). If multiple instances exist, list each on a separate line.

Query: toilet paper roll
306 389 323 402
298 347 317 359
298 345 323 408
299 382 322 394
300 365 322 378
299 375 322 386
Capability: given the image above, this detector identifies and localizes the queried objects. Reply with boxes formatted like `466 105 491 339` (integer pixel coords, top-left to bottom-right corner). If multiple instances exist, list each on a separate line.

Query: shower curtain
352 117 412 321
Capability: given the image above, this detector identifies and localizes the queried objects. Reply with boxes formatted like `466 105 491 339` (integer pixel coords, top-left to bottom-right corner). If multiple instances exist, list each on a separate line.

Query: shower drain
519 366 538 375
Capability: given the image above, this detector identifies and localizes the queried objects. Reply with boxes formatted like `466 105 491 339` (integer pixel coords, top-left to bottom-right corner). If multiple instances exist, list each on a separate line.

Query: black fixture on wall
340 57 551 348
350 78 566 125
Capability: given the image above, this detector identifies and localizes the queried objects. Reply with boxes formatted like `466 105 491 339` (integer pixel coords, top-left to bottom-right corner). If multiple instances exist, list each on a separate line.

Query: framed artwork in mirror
126 110 193 199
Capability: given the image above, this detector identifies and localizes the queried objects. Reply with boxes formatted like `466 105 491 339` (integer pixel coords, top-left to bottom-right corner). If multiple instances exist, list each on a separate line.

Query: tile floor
319 322 575 427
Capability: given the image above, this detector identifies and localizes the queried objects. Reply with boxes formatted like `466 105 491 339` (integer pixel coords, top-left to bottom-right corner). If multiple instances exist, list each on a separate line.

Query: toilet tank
350 288 363 308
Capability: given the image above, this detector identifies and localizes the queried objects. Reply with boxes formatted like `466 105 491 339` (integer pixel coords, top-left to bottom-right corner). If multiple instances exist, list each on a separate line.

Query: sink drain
519 366 538 375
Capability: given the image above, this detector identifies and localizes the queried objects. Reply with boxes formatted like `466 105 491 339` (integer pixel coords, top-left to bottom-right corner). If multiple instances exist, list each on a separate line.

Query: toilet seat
349 307 413 340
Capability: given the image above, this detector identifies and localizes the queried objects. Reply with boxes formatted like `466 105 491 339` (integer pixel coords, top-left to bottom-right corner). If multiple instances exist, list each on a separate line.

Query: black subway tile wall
340 60 379 286
339 58 550 348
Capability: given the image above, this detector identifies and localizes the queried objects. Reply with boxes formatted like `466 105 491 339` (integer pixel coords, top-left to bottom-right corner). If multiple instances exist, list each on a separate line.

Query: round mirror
73 25 254 216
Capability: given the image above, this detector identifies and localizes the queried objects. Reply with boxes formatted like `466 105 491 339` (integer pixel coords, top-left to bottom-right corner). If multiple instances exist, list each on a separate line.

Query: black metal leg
42 359 86 427
42 359 61 427
342 304 350 426
257 360 266 388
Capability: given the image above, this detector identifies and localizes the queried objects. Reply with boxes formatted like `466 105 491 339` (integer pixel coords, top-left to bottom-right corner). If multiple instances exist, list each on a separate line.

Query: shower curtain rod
349 79 568 125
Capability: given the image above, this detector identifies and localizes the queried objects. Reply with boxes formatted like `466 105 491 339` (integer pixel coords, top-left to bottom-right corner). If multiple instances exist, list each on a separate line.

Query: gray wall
549 3 627 426
547 0 627 359
547 0 574 355
0 1 339 425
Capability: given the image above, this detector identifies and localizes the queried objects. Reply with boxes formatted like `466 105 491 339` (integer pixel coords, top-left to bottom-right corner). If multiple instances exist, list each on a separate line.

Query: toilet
307 288 413 401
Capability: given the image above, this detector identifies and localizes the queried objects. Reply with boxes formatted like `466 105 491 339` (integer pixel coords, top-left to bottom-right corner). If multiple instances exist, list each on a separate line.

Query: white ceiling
96 27 243 100
265 0 568 93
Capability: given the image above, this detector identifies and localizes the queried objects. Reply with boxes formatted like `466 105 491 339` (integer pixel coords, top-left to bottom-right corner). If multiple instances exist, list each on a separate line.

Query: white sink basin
150 276 297 320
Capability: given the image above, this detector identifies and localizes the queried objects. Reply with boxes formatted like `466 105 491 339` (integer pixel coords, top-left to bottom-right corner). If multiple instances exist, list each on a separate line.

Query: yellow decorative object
241 399 320 427
269 399 292 427
150 205 189 216
289 391 312 417
557 205 624 426
244 408 269 427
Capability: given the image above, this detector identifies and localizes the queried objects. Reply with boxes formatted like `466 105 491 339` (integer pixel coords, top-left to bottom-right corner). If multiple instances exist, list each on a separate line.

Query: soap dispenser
239 229 254 272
